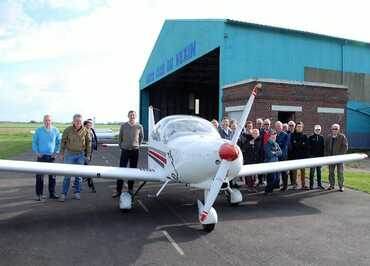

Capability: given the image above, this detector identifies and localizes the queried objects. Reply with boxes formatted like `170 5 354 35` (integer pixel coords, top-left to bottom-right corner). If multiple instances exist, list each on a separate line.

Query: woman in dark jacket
243 129 262 190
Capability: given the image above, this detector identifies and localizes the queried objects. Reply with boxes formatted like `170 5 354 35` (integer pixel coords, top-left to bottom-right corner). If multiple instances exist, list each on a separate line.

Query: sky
0 0 369 123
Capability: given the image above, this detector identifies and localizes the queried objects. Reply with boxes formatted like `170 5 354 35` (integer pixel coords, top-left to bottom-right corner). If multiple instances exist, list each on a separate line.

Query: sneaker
41 195 47 199
49 193 59 199
112 191 121 198
35 195 41 201
339 187 344 192
74 193 81 200
326 186 334 191
59 194 66 202
317 185 325 190
91 188 96 193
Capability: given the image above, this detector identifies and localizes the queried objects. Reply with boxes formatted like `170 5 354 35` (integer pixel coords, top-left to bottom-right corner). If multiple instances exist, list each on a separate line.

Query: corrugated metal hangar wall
140 19 370 149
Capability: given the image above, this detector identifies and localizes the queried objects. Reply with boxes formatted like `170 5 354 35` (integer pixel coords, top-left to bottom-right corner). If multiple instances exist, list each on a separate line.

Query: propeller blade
231 83 261 145
200 83 261 223
200 160 231 222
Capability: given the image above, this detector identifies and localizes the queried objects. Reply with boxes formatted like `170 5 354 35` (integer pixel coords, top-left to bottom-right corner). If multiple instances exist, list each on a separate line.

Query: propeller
200 83 261 222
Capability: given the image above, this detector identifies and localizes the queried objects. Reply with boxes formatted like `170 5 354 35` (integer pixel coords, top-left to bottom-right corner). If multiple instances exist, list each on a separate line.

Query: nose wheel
202 223 215 232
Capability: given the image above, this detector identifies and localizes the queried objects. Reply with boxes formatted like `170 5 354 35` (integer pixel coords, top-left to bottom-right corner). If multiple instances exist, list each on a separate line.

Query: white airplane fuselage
167 135 243 184
146 115 243 188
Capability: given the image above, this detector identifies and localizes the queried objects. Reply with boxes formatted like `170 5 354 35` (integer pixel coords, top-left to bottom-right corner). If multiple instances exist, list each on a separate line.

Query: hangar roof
140 19 370 90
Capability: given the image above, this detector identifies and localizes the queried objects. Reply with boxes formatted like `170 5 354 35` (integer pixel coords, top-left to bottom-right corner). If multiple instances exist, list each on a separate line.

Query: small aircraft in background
94 128 119 141
30 128 118 141
0 84 367 232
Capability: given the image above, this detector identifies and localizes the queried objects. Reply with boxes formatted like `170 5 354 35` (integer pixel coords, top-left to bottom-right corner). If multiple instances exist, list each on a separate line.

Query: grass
0 122 120 159
321 168 370 194
0 133 32 159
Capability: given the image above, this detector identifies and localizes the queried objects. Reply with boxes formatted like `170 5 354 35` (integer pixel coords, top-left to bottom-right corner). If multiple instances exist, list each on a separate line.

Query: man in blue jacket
275 121 289 191
264 130 282 194
32 115 61 201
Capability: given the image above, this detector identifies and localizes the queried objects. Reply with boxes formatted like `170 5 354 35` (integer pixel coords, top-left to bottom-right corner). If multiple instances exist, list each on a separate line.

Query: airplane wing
0 159 165 182
101 143 149 148
235 153 367 178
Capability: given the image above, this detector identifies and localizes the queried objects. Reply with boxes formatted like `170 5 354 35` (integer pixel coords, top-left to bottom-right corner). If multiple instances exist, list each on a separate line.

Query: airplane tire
202 223 216 232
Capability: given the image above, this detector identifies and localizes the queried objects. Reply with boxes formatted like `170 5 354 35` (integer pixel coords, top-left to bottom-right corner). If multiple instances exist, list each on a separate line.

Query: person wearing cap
324 124 348 192
275 121 289 191
308 125 325 190
263 130 282 194
290 121 309 190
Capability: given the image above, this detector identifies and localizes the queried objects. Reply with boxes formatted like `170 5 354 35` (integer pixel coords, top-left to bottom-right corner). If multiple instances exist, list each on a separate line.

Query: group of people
32 111 142 201
32 111 348 201
212 117 349 195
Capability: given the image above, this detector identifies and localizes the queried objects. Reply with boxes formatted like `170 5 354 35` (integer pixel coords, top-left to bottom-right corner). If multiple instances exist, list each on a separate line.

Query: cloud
0 0 369 123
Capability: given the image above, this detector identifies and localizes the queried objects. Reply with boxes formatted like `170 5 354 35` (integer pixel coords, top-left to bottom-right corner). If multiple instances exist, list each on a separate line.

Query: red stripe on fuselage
148 150 167 164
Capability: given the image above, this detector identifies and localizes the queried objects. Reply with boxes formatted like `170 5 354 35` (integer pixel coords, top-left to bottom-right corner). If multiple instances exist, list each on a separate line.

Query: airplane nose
219 143 239 161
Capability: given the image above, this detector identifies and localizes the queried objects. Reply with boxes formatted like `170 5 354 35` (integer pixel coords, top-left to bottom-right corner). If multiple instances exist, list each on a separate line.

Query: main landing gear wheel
202 223 216 232
226 188 243 206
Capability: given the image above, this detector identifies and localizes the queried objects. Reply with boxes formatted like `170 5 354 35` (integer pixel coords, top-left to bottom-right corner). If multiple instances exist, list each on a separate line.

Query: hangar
139 19 370 149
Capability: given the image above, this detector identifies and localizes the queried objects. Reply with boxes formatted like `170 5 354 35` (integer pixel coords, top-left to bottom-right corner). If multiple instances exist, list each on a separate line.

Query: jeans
265 172 278 193
35 155 56 196
62 152 85 195
116 149 139 193
309 166 322 188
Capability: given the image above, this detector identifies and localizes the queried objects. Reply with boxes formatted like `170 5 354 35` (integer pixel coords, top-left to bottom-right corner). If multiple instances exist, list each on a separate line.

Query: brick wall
223 81 348 136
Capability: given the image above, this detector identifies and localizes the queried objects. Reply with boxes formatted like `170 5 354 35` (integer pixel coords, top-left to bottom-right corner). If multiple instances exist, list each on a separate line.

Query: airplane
94 128 119 141
30 128 119 141
0 83 367 232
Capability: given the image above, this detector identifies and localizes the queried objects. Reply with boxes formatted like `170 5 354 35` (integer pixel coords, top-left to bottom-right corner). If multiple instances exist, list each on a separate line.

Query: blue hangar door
145 48 220 122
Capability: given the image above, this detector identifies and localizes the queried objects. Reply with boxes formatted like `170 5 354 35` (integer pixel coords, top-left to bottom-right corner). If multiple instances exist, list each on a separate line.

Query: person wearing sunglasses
308 125 325 190
324 124 348 192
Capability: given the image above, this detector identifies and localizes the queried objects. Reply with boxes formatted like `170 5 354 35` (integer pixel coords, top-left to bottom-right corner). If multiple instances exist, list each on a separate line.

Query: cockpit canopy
151 115 220 143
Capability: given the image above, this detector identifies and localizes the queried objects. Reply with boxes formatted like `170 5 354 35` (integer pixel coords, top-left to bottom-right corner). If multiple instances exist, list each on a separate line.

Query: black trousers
116 149 139 193
35 155 56 196
83 161 95 191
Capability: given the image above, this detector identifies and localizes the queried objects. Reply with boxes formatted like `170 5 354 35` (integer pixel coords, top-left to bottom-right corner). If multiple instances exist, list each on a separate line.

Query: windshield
161 117 219 142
